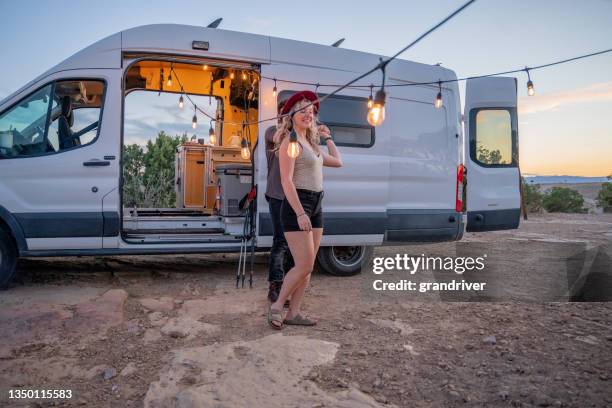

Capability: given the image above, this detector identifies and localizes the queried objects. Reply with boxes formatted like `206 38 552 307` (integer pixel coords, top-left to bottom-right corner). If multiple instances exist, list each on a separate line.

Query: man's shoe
268 282 281 303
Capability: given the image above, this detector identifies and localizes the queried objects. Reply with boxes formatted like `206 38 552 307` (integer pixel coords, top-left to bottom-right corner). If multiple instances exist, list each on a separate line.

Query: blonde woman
268 91 343 329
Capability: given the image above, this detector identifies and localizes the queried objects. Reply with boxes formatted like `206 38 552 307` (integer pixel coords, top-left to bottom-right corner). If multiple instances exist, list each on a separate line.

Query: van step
123 233 245 244
123 227 225 235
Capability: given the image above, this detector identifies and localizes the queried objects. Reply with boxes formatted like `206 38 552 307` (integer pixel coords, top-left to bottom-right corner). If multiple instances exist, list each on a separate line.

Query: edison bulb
367 90 386 126
287 141 300 158
178 95 184 109
367 104 385 126
209 133 217 145
192 115 197 129
167 75 172 87
272 86 277 97
367 96 373 109
435 92 443 109
527 80 535 96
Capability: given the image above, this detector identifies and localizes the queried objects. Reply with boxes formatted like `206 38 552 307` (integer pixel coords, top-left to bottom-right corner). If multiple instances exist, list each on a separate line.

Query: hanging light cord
162 0 611 127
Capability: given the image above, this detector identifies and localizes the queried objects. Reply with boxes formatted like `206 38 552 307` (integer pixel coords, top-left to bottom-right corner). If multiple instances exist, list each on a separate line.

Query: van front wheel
316 245 373 277
0 228 18 290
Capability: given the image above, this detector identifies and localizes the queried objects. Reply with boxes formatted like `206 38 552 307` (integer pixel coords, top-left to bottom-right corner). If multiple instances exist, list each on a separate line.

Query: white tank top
292 141 323 192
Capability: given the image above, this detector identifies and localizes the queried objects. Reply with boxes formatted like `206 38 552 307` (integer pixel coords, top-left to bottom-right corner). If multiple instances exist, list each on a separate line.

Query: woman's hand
317 124 331 141
297 213 312 231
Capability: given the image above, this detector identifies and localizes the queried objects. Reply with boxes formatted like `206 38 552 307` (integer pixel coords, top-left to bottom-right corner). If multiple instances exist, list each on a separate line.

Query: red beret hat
280 90 320 115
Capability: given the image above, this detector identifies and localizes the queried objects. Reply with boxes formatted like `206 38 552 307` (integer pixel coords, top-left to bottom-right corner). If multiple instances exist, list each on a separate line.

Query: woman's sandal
268 307 284 330
283 314 317 326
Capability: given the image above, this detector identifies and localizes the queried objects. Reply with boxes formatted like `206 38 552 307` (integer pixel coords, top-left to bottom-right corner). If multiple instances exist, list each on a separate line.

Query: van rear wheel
316 245 373 277
0 228 18 290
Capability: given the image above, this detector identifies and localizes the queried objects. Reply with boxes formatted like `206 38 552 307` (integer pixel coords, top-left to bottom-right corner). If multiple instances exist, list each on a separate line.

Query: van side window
470 108 517 167
0 79 105 158
279 91 375 148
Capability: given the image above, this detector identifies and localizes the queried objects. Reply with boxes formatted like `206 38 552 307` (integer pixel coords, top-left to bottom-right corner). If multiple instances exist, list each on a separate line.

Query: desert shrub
542 187 585 213
596 182 612 212
122 131 188 208
522 178 543 213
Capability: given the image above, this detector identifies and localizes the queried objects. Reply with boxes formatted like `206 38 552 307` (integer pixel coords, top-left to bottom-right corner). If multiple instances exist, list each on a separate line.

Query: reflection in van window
0 80 105 158
0 85 52 157
474 109 512 165
279 90 374 148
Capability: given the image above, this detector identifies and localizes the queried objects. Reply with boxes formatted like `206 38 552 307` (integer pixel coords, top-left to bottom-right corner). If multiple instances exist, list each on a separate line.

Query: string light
178 92 184 109
367 85 373 109
287 129 300 158
162 23 611 130
242 71 247 80
525 68 535 96
192 105 197 129
203 64 208 71
435 80 443 109
240 136 250 159
167 64 173 87
367 65 386 126
209 120 216 145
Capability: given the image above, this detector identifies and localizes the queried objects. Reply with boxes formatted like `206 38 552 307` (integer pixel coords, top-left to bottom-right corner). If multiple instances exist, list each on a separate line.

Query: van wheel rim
331 246 364 268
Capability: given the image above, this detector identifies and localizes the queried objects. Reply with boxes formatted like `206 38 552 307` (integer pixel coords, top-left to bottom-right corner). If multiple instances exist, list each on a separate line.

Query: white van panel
0 69 122 250
121 24 271 64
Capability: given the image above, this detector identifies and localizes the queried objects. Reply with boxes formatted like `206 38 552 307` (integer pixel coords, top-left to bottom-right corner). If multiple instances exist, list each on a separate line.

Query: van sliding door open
464 77 521 232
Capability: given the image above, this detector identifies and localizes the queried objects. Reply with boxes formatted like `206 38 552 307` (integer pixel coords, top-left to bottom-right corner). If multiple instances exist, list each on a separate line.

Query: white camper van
0 24 521 288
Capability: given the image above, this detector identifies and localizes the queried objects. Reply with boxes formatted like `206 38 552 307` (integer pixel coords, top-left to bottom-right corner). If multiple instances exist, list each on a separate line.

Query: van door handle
83 159 110 167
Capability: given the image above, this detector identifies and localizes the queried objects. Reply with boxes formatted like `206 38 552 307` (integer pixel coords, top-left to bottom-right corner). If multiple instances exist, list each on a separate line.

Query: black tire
316 245 374 277
0 227 18 290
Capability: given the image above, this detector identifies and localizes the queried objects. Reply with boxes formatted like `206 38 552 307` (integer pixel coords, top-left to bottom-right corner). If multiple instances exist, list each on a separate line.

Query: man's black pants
267 196 294 282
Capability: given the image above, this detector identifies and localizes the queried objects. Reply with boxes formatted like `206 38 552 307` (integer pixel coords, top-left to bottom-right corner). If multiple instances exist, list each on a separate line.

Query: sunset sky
0 0 610 176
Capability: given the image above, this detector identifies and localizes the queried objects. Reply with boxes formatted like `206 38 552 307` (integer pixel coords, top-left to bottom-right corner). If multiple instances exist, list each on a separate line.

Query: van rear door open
464 77 520 232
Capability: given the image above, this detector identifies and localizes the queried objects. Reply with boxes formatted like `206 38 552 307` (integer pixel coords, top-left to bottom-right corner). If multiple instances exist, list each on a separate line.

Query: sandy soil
0 213 611 407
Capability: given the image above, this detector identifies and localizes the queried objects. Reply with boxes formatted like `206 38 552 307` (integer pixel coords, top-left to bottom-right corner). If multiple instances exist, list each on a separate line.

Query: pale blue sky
1 0 611 175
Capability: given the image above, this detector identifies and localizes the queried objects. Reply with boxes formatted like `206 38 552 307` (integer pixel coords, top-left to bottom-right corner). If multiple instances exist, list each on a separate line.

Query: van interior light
367 90 386 126
240 137 251 160
209 121 216 145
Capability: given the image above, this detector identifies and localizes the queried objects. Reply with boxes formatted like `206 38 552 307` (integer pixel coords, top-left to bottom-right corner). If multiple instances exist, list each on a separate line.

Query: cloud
518 81 612 115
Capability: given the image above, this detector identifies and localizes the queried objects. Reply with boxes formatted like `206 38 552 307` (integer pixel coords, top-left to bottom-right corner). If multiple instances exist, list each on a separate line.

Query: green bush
522 178 543 213
542 187 585 213
596 182 612 212
122 131 188 208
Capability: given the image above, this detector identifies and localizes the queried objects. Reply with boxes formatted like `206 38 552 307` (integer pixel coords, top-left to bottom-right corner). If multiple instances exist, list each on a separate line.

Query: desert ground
1 212 611 407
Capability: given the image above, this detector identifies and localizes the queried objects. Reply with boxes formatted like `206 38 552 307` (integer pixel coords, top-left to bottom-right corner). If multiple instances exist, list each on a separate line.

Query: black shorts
280 189 324 232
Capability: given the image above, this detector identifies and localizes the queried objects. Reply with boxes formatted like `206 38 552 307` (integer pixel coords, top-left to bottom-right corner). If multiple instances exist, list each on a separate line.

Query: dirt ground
1 213 611 407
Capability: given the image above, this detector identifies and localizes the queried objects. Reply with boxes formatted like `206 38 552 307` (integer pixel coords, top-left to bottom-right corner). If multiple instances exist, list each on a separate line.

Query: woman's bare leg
286 228 323 318
270 230 315 313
